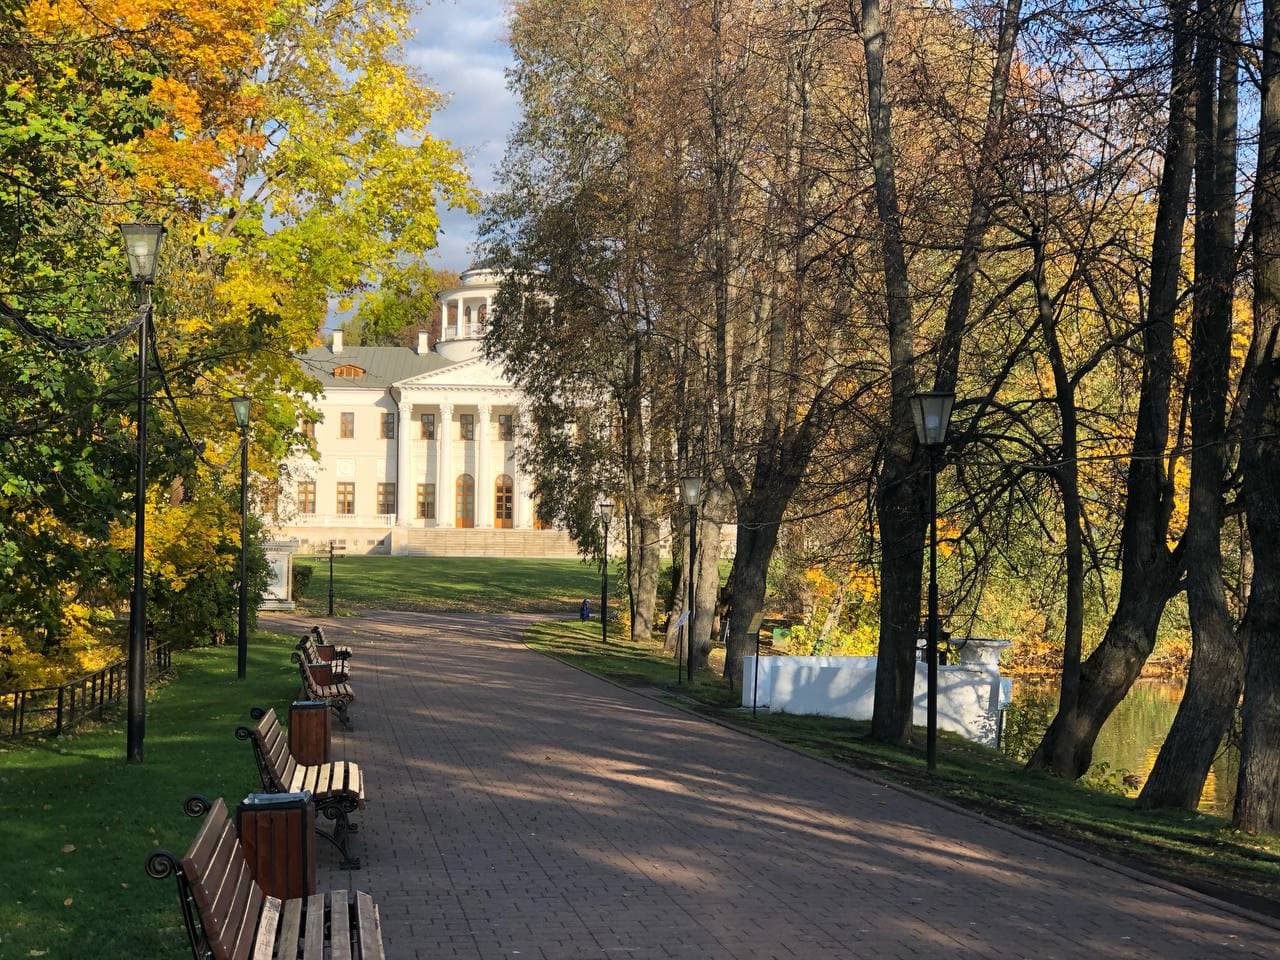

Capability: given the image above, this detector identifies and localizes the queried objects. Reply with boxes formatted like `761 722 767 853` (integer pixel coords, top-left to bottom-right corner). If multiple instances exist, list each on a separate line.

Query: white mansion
274 269 575 556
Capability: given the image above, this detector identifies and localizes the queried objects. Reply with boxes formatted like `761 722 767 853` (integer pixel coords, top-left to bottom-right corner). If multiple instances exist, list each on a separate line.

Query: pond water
1003 679 1238 816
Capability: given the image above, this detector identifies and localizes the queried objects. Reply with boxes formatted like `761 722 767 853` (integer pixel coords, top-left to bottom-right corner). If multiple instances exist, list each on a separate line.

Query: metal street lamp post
119 222 165 764
597 499 613 643
231 397 251 681
679 476 702 685
910 390 955 773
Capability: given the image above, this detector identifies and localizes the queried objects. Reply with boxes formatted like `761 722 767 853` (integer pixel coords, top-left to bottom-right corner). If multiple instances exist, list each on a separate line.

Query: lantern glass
597 499 614 522
910 391 955 447
679 476 702 507
118 223 166 283
231 397 251 429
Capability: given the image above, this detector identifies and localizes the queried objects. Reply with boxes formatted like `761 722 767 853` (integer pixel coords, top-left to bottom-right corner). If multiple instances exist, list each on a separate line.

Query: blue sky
408 0 518 272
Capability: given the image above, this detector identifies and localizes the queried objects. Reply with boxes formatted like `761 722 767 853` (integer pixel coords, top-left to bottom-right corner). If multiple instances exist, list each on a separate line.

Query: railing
0 642 173 740
290 514 397 527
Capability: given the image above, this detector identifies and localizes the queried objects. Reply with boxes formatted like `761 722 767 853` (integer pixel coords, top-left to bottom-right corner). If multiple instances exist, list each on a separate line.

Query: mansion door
495 474 514 529
456 474 475 528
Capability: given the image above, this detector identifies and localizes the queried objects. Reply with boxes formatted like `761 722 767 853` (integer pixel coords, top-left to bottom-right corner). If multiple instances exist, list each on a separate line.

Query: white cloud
410 0 519 270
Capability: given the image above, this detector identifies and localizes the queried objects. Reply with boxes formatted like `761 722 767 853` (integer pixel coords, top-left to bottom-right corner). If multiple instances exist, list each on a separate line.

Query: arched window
456 474 475 528
495 474 514 529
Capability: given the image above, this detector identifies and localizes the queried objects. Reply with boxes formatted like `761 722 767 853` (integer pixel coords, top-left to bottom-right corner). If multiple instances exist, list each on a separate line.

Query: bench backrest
180 799 266 960
298 634 321 662
247 708 296 792
294 654 325 697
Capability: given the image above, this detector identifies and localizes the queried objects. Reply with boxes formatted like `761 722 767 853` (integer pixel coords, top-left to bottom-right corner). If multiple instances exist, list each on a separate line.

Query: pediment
394 356 515 391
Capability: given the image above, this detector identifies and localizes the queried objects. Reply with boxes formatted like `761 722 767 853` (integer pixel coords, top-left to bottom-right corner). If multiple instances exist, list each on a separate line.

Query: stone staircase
397 528 581 558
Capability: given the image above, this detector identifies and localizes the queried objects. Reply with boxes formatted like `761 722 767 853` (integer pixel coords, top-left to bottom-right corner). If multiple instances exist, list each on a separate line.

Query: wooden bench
311 625 352 659
298 633 350 681
292 651 355 729
237 707 365 868
146 796 383 960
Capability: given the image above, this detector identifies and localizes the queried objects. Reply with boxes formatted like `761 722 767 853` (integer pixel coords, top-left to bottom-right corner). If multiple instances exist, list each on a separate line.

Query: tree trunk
1234 0 1280 833
691 487 726 673
1028 2 1196 777
665 508 687 654
723 485 798 681
1140 0 1244 810
632 507 661 643
857 0 926 745
1234 349 1280 831
1032 231 1085 715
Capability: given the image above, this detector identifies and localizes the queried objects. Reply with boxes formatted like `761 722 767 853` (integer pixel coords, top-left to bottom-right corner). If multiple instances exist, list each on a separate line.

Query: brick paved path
268 611 1280 960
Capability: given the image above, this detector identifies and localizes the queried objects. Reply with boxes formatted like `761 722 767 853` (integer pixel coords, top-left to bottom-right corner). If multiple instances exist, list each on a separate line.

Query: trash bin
236 792 316 900
289 699 331 766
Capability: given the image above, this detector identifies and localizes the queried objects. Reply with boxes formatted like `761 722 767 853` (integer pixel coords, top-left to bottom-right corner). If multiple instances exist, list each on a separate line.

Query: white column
475 402 491 527
440 299 447 340
437 401 453 527
484 296 492 332
396 402 414 523
512 455 527 529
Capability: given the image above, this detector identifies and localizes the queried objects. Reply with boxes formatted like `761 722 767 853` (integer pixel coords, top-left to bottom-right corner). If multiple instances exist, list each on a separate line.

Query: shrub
293 563 314 598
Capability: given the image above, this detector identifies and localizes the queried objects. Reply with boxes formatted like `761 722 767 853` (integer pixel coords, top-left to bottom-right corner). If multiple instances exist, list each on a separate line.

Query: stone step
396 528 580 558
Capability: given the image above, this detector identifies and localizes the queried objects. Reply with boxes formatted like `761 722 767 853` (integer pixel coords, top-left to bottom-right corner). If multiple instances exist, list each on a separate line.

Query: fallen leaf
63 898 73 907
60 845 75 854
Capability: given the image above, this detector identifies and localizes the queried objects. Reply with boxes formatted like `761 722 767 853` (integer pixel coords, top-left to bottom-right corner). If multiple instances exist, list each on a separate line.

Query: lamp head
597 499 614 523
679 476 702 507
231 396 251 429
118 222 166 283
910 391 955 447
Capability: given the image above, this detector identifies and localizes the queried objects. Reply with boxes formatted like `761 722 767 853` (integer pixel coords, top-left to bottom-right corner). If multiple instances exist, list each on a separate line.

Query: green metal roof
296 346 454 388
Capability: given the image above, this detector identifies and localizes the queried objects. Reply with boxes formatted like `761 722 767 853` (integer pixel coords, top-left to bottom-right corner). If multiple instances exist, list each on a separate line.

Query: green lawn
0 635 300 960
294 555 600 615
526 619 1280 914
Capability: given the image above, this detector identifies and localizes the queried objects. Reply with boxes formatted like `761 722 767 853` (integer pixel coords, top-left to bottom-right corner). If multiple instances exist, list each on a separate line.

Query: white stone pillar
484 295 492 332
396 402 414 523
437 401 453 527
440 299 447 340
512 457 527 529
475 402 491 527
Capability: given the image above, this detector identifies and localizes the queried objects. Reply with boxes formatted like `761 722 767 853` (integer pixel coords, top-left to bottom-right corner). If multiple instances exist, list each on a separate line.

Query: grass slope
295 555 599 615
526 619 1280 914
0 635 300 960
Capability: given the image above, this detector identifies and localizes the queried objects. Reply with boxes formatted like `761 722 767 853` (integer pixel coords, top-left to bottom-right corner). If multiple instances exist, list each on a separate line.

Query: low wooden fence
0 642 173 739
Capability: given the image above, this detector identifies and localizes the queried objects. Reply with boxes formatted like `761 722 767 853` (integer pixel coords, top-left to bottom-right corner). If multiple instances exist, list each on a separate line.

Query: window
377 482 396 515
301 420 315 440
495 474 513 528
417 483 436 520
333 364 366 378
421 413 435 440
381 412 395 439
499 414 514 442
294 483 314 514
262 485 280 516
456 474 475 527
298 481 316 515
340 412 354 438
460 413 475 440
336 482 355 515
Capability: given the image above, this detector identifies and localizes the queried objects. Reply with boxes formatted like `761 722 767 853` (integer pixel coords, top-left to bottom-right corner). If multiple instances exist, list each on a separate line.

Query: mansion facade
275 269 574 556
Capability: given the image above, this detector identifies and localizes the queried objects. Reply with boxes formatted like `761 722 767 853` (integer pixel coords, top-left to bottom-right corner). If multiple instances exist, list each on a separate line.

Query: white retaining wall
742 655 1013 747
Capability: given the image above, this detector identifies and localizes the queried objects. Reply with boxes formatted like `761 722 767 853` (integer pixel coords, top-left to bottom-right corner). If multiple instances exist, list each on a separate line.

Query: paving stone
265 611 1280 960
